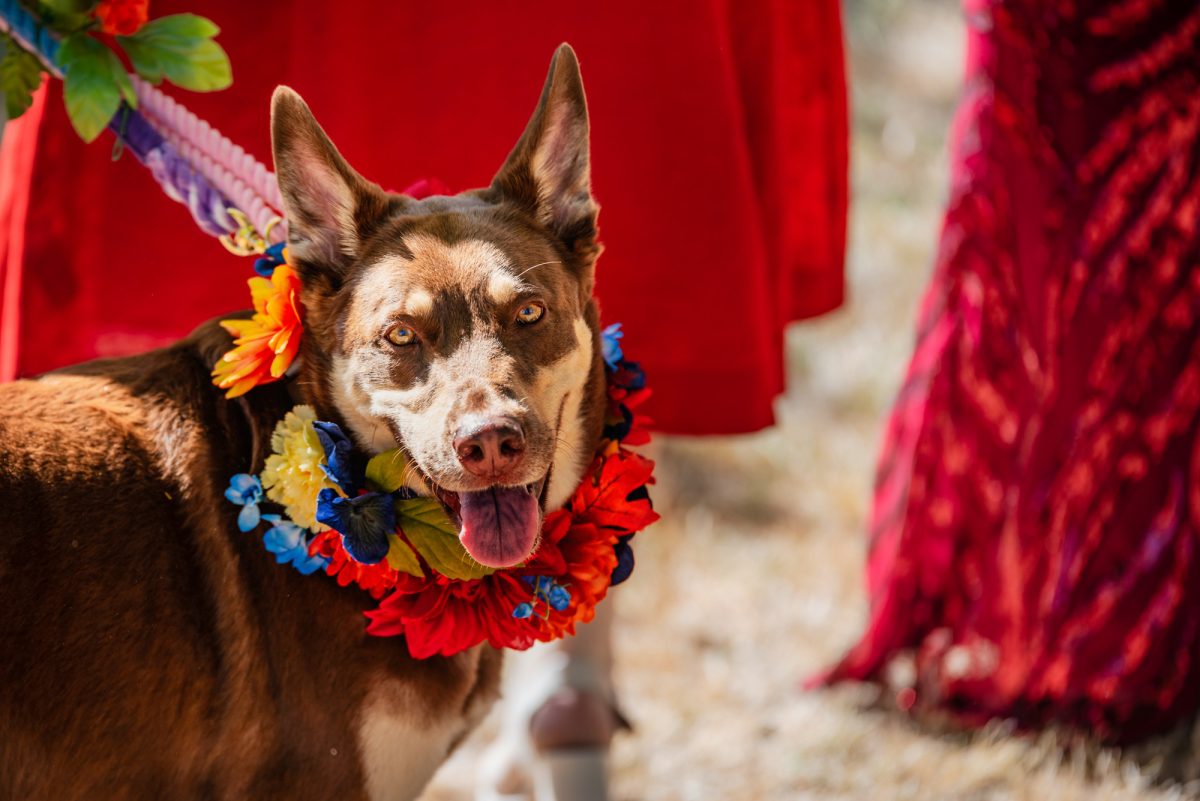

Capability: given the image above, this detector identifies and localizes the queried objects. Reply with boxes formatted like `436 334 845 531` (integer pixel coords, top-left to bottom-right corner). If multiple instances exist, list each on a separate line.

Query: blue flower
225 473 263 532
610 535 636 586
253 241 288 277
260 514 329 575
601 323 624 369
618 360 646 390
512 603 534 619
547 584 572 611
312 420 356 492
519 575 572 613
316 488 395 565
603 404 635 442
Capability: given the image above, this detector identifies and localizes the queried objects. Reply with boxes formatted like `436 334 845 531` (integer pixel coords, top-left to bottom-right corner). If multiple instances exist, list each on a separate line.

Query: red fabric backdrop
0 0 846 434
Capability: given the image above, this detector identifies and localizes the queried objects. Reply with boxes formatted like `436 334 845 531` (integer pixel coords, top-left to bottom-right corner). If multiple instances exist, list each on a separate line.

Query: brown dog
0 43 606 800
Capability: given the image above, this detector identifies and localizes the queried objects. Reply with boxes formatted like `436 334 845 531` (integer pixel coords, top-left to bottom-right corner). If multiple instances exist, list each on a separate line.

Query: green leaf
33 0 94 30
112 61 136 108
0 37 45 120
36 0 93 14
128 12 219 40
117 14 231 92
365 449 410 493
58 33 132 143
117 36 162 83
157 37 230 92
385 533 424 578
397 497 494 581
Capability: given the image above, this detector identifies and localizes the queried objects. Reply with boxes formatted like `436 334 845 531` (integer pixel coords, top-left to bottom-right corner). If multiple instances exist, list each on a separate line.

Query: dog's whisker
400 463 420 489
516 260 561 279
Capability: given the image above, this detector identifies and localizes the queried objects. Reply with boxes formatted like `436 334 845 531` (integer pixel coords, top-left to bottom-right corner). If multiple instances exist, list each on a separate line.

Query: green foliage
16 5 230 144
117 14 231 92
32 0 93 32
365 449 410 494
0 36 45 120
367 450 487 579
36 0 93 14
397 498 494 581
385 533 424 578
58 33 136 142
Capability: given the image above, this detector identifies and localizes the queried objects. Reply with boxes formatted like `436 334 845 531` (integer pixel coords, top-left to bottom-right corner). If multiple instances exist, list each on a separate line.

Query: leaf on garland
58 33 135 143
0 36 44 121
385 533 424 578
38 0 93 13
397 497 494 581
32 0 92 32
366 448 410 493
569 451 659 534
117 14 231 92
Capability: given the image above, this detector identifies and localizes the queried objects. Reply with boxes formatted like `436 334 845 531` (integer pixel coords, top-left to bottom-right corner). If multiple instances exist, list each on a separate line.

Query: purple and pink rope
131 77 286 245
0 0 285 247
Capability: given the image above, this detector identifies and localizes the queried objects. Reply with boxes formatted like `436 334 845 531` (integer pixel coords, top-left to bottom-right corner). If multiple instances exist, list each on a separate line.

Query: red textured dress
0 0 847 434
826 0 1200 742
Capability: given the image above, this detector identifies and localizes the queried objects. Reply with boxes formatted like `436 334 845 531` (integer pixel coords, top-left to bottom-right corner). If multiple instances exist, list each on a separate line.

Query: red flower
352 448 658 658
570 450 659 534
310 531 402 600
92 0 150 35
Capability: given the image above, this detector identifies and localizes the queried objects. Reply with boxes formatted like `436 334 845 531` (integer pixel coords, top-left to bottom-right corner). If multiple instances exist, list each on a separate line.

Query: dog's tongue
458 487 540 568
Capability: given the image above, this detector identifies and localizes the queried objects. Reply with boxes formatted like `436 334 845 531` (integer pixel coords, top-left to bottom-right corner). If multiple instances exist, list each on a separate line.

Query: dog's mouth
432 474 550 569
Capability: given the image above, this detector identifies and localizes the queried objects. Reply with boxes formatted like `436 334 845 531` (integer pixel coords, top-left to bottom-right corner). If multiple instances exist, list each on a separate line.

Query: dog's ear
271 86 390 292
491 44 598 260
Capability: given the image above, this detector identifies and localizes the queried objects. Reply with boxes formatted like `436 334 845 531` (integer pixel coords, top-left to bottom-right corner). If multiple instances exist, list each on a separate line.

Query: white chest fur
357 692 466 801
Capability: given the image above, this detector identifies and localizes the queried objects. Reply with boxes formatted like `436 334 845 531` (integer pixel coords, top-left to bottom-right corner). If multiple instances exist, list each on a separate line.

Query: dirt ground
423 2 1200 799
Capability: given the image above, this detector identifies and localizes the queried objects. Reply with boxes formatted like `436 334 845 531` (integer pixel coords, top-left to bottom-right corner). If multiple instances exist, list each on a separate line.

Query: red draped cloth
826 0 1200 743
0 0 847 435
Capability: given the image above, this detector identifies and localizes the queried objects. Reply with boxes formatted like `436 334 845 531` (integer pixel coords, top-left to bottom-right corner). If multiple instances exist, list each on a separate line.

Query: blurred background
422 2 1198 799
7 0 1198 797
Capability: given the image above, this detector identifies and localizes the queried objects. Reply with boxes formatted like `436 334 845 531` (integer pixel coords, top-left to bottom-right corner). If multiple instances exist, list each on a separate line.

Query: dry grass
422 3 1200 799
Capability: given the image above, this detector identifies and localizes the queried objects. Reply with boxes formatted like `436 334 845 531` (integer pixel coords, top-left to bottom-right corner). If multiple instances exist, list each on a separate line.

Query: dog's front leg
477 604 622 801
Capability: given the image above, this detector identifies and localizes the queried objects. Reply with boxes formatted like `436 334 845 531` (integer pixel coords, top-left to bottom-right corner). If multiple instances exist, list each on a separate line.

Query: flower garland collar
215 243 657 658
212 242 302 398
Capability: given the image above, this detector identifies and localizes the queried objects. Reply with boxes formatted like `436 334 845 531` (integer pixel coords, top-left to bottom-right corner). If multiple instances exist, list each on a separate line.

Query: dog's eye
515 302 545 326
385 324 418 347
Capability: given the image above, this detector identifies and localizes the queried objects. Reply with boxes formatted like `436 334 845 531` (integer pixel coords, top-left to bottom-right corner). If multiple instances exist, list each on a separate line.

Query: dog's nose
454 417 526 479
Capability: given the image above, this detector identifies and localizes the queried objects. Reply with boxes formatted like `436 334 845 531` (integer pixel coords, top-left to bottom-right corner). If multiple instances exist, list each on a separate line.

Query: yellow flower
261 405 338 530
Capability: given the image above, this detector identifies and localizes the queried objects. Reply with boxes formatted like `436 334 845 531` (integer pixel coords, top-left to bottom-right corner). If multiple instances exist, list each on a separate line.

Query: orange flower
92 0 150 35
212 264 303 398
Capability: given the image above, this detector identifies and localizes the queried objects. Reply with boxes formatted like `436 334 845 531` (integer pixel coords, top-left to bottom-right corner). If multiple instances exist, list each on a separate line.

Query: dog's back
0 326 500 800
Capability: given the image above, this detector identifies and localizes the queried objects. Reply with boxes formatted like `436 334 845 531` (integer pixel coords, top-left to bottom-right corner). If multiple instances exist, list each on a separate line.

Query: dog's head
270 44 606 569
